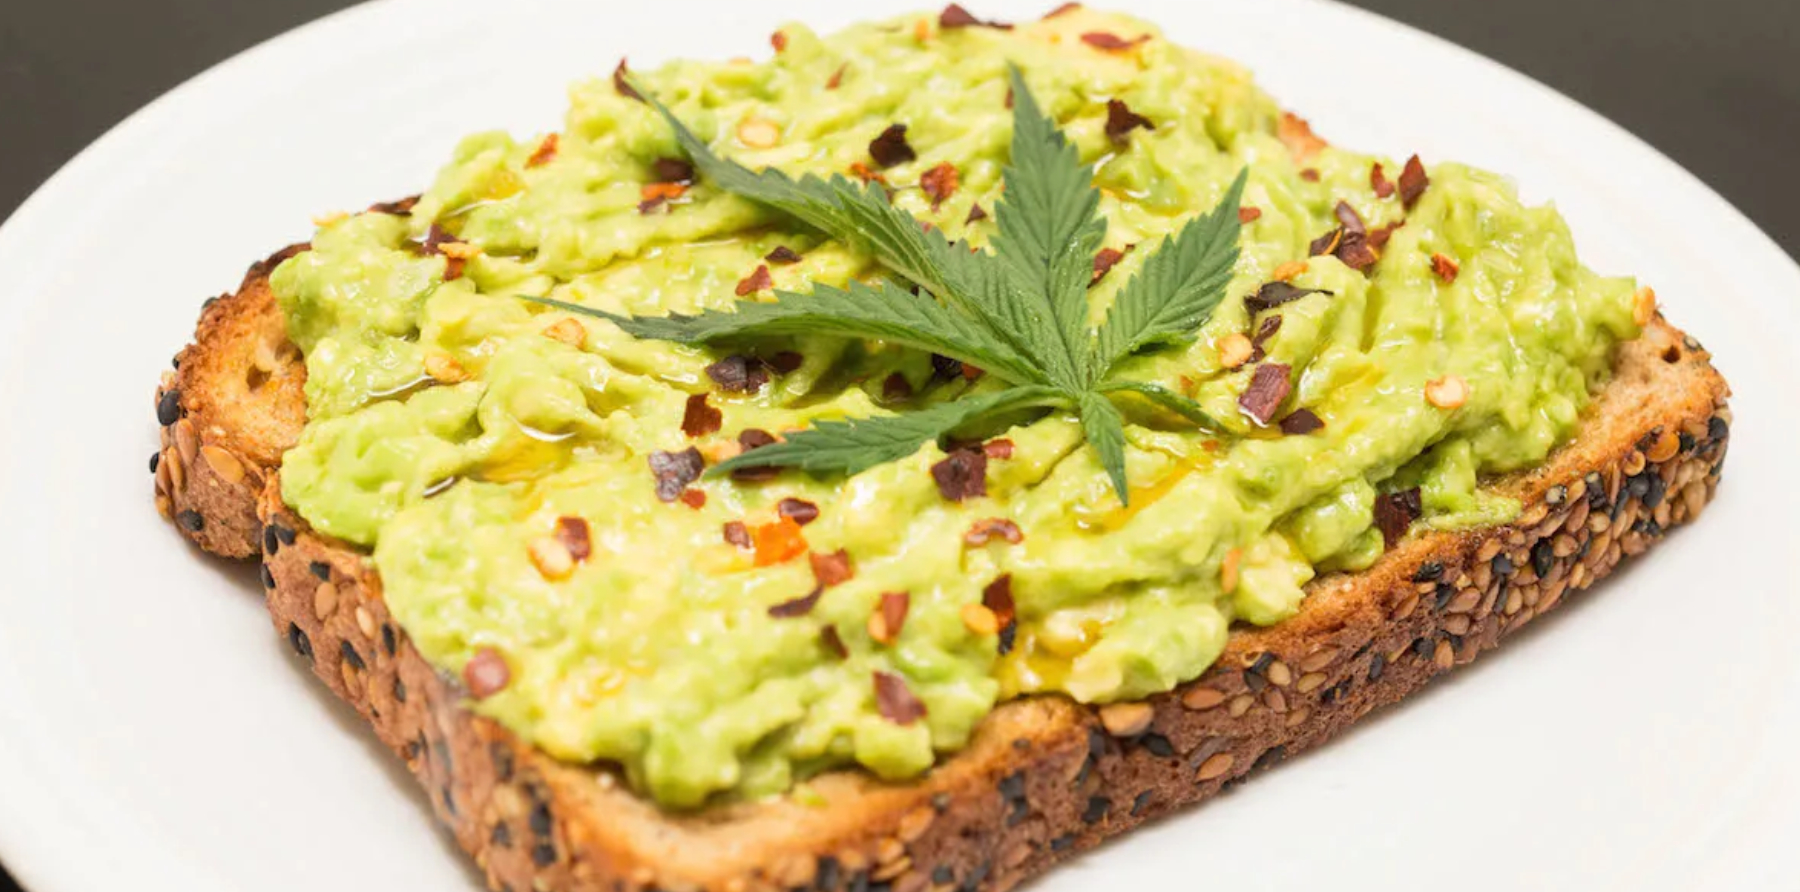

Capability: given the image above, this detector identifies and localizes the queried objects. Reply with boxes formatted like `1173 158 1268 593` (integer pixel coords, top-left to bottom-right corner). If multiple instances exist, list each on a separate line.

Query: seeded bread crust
157 249 1730 892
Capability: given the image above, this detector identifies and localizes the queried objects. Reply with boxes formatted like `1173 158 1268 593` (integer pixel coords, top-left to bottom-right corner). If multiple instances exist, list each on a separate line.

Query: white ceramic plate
1 0 1796 889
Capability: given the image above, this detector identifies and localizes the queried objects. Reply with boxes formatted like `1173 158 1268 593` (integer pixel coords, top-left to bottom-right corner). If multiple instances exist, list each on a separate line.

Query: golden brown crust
162 239 1731 892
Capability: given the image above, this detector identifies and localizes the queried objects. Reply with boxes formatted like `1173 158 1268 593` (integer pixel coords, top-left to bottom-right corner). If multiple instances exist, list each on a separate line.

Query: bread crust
158 249 1731 892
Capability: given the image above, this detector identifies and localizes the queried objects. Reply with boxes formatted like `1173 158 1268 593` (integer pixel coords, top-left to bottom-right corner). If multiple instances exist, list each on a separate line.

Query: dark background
0 0 1794 887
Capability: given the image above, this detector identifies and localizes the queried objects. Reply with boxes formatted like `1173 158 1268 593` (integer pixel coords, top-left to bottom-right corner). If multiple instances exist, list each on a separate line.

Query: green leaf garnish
533 66 1246 503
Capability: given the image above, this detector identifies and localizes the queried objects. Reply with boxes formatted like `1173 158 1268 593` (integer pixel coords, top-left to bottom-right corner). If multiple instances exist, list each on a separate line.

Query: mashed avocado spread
271 6 1641 807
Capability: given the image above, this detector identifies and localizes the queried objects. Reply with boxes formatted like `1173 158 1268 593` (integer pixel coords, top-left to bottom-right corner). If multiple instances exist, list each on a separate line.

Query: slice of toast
152 241 1731 892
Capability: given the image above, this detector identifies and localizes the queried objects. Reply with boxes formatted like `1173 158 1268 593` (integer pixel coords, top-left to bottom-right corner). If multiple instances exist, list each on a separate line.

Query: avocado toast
152 5 1731 891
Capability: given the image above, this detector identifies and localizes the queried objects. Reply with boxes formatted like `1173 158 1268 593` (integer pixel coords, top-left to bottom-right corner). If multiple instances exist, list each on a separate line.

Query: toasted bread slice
153 246 1730 892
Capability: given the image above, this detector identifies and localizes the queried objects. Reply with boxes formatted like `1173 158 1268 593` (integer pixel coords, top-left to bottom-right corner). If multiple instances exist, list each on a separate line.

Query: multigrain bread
153 231 1730 892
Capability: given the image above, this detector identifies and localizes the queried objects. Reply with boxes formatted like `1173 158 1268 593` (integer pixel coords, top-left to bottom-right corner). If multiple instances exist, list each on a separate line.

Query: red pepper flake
679 488 707 509
771 30 788 52
1370 162 1395 199
964 517 1023 547
765 245 802 265
751 517 808 567
966 202 988 224
526 133 560 168
1278 112 1327 161
1044 1 1082 18
1335 201 1368 235
648 448 704 502
810 549 854 587
1237 362 1292 426
1431 252 1460 283
868 124 917 169
652 157 695 184
1004 87 1013 110
873 671 927 725
554 516 592 562
681 393 722 438
939 4 1011 29
1104 98 1155 147
638 181 688 215
930 448 988 502
882 372 915 402
1309 227 1343 258
962 364 985 381
777 498 820 526
369 195 420 216
735 263 774 297
1373 487 1422 548
826 64 847 90
1300 168 1321 183
919 162 959 211
1245 282 1330 314
768 585 823 618
705 355 770 393
930 354 964 380
1278 408 1324 435
612 58 643 102
1238 206 1263 224
983 574 1017 655
767 350 805 374
820 624 849 659
1368 220 1404 250
463 647 511 699
982 438 1014 460
723 521 752 549
848 161 888 185
732 428 782 482
870 591 910 644
1398 155 1429 210
1091 246 1127 285
1080 31 1150 51
1248 313 1283 362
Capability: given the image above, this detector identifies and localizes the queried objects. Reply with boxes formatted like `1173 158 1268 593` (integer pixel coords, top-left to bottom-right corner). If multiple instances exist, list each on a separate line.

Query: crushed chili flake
705 355 770 393
1337 234 1380 272
964 518 1024 547
613 58 643 102
1104 98 1155 146
1245 282 1330 314
648 448 704 502
765 245 802 265
1278 112 1327 161
681 393 722 438
770 30 788 52
869 124 917 169
983 438 1014 459
751 517 808 567
961 364 985 381
1334 201 1368 235
920 162 959 211
1080 31 1150 51
1431 252 1460 283
966 202 988 224
1278 408 1324 435
1300 168 1322 183
1091 247 1127 285
1238 206 1263 224
1373 487 1422 548
768 585 823 618
826 64 847 90
732 428 782 482
848 161 888 185
555 516 593 562
778 498 820 526
679 488 707 509
652 157 695 183
767 350 805 374
1368 220 1403 250
882 372 915 402
1248 313 1283 362
369 195 420 216
930 354 965 380
820 624 849 659
735 264 774 296
1271 260 1308 282
811 549 854 587
983 574 1017 655
723 521 752 549
1044 1 1082 18
873 671 927 725
1237 362 1293 425
526 133 560 168
739 428 779 451
638 181 688 214
1308 227 1343 257
1371 162 1395 199
931 448 988 502
1399 155 1429 210
463 648 511 699
939 4 1011 28
870 592 910 644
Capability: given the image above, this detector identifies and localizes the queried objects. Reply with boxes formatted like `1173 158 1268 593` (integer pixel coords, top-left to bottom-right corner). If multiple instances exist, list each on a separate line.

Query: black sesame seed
382 623 397 656
1531 540 1555 579
262 525 280 554
957 862 990 892
490 821 513 848
1447 633 1465 652
930 793 951 813
529 800 553 836
1678 431 1696 454
1141 733 1174 758
490 742 514 782
867 881 891 892
1050 834 1074 852
1642 472 1667 509
816 856 842 892
1130 789 1154 817
1350 641 1372 661
260 564 275 589
531 842 556 867
272 524 297 546
1081 796 1110 824
1434 582 1456 611
339 640 365 671
393 677 407 703
403 740 421 761
848 870 870 892
1586 472 1608 511
177 510 205 533
441 788 458 816
309 561 331 582
286 623 312 659
1492 553 1515 577
1574 537 1592 561
1412 561 1444 583
1252 745 1287 773
156 389 182 426
433 738 454 775
1368 651 1385 682
932 866 955 885
1411 636 1432 659
1708 416 1729 444
998 771 1026 802
149 452 161 474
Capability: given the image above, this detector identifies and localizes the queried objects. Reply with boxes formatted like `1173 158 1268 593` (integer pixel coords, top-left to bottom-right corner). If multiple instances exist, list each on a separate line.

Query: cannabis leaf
528 66 1244 504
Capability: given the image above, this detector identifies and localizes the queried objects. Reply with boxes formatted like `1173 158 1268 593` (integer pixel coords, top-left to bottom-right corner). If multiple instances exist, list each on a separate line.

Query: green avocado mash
271 6 1640 807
